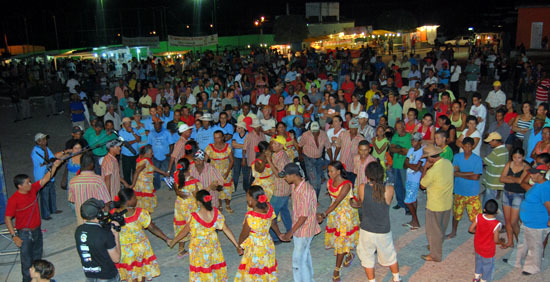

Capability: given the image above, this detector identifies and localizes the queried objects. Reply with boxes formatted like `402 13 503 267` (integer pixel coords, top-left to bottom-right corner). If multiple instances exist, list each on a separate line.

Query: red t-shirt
474 214 501 258
5 181 42 229
180 115 195 126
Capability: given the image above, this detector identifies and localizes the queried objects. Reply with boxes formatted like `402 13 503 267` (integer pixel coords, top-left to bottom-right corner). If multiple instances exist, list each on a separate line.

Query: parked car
444 36 471 46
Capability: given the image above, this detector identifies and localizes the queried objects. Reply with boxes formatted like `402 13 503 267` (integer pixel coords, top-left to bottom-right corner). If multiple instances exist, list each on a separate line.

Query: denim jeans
153 157 169 190
232 157 251 192
304 156 325 199
39 181 57 219
269 195 292 242
482 188 505 224
121 155 138 185
293 236 315 282
93 155 104 175
54 92 64 113
18 228 43 282
392 168 407 209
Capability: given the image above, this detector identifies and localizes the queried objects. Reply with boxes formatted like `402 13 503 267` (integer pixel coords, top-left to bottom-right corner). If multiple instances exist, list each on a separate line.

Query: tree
273 15 309 44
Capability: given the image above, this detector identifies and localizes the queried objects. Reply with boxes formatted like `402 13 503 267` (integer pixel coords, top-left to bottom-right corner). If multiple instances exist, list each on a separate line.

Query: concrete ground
1 70 549 281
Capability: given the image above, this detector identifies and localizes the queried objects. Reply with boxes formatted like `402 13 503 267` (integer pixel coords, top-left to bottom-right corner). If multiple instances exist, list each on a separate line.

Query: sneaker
521 271 532 276
472 278 480 282
392 205 401 210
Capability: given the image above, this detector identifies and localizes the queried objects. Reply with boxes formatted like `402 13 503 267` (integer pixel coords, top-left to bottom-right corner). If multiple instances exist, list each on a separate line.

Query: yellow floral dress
116 208 161 281
134 158 157 213
174 177 202 241
235 204 278 281
325 179 360 255
205 144 234 200
251 159 274 201
276 132 296 161
188 208 228 281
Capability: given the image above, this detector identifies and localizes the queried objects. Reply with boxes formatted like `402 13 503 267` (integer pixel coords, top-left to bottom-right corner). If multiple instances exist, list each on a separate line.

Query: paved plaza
0 101 549 282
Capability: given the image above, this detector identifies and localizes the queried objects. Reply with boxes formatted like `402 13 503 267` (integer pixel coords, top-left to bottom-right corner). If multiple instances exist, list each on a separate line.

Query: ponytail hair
256 141 270 159
248 185 268 210
114 188 135 208
365 162 386 203
196 189 213 211
176 158 191 190
328 160 347 180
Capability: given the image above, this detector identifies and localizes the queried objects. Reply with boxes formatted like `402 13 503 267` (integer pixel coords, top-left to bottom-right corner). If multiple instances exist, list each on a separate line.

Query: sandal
177 249 188 259
343 253 355 267
226 205 234 214
409 226 419 231
332 267 341 282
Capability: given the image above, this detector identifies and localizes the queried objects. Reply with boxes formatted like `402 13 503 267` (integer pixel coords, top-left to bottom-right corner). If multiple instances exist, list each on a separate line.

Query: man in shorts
447 137 483 239
403 132 425 230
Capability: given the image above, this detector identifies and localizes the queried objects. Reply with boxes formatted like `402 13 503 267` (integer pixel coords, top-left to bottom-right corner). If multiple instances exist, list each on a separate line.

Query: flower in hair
114 195 120 202
254 146 260 153
342 163 347 171
258 194 267 203
176 163 184 171
185 144 192 150
203 195 212 202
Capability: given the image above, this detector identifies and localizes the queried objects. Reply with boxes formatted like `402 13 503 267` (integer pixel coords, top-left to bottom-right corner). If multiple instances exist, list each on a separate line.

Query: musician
31 133 68 220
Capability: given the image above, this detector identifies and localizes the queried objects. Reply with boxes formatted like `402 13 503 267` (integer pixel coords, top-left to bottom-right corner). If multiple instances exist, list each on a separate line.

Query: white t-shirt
459 130 482 156
257 94 271 106
485 90 506 109
66 78 80 94
406 147 426 183
469 104 487 134
326 127 345 160
450 65 462 82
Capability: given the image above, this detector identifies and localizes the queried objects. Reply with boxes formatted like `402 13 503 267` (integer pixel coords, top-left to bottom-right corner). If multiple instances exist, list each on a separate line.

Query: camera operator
75 198 121 282
5 159 62 282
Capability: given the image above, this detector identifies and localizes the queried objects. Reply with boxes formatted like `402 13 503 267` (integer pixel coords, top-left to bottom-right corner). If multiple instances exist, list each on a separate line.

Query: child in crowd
403 132 424 230
469 199 503 282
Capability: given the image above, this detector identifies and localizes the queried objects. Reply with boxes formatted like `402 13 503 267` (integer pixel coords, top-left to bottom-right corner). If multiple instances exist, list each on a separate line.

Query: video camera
98 209 127 232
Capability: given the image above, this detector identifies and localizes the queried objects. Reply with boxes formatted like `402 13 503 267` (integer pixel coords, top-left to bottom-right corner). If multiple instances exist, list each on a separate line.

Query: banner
168 34 219 47
0 146 7 224
122 36 160 47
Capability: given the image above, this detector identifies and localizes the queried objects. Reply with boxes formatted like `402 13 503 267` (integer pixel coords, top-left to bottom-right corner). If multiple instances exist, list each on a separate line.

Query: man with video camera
75 198 121 282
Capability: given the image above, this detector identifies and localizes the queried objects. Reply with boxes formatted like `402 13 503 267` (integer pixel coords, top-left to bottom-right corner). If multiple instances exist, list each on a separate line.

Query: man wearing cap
65 126 89 150
196 113 217 150
242 120 266 188
335 119 365 184
481 132 508 224
75 198 121 282
298 121 332 198
278 163 321 282
147 119 174 190
31 133 62 220
5 159 61 282
268 135 293 243
69 152 112 225
102 139 129 200
504 163 550 275
168 124 193 173
232 121 250 191
419 144 454 262
119 117 141 185
446 137 483 239
486 81 506 114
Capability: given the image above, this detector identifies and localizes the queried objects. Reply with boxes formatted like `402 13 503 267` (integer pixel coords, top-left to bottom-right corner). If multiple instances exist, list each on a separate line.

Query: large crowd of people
3 43 550 282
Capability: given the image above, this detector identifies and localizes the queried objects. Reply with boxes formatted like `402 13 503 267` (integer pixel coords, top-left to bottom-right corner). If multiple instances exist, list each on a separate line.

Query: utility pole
53 15 60 50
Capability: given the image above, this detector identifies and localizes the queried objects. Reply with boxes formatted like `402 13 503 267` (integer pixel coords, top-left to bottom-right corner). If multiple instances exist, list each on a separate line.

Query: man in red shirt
341 74 355 103
5 159 62 282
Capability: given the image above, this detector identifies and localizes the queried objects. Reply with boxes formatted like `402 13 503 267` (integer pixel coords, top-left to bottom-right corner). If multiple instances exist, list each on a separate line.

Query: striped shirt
337 131 365 173
482 145 508 191
354 155 377 186
291 180 321 238
69 171 112 225
243 131 266 166
191 163 224 204
101 153 121 199
273 151 292 197
171 136 188 166
298 130 331 159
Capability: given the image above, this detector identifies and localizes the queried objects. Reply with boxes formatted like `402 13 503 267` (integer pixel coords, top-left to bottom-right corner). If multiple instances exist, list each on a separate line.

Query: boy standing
469 199 503 282
403 132 425 230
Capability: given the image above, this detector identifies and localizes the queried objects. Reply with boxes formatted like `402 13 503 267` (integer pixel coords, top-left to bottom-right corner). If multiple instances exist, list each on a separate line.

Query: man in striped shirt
268 136 293 243
69 152 112 225
481 132 508 223
298 121 331 198
335 119 365 185
242 120 266 190
279 163 321 282
167 124 192 173
102 140 129 201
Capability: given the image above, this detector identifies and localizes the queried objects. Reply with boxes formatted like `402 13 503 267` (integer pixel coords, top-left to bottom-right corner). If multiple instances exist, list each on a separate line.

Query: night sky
0 0 534 50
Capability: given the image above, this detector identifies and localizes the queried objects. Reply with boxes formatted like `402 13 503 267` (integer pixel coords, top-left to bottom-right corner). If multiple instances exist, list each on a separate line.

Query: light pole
52 15 60 50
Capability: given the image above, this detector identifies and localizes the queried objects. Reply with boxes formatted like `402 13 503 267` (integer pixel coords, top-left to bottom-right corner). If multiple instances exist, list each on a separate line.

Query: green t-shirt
83 128 113 156
417 108 429 120
465 64 480 81
122 107 135 118
388 102 403 128
441 145 454 162
391 133 412 169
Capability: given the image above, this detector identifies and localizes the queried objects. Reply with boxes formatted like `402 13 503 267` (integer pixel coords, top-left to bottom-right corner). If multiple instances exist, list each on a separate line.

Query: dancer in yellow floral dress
251 141 274 200
114 188 171 281
205 131 235 213
235 185 284 282
131 145 169 213
173 158 202 258
317 161 360 282
169 190 243 282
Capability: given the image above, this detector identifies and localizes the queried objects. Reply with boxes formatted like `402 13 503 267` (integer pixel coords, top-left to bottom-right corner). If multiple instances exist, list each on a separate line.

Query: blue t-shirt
147 129 173 161
406 147 425 183
452 152 483 196
70 101 85 122
118 128 139 157
31 146 55 181
160 112 173 129
217 123 235 141
142 117 154 132
438 69 450 85
520 181 550 229
131 121 148 148
196 126 217 150
232 131 247 159
527 129 543 163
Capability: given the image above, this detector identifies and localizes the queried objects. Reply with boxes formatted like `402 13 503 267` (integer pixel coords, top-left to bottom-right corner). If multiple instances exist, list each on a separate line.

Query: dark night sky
0 0 535 50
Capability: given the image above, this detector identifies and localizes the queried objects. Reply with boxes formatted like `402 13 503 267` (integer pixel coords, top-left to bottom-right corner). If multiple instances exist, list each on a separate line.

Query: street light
254 20 259 26
210 24 213 28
